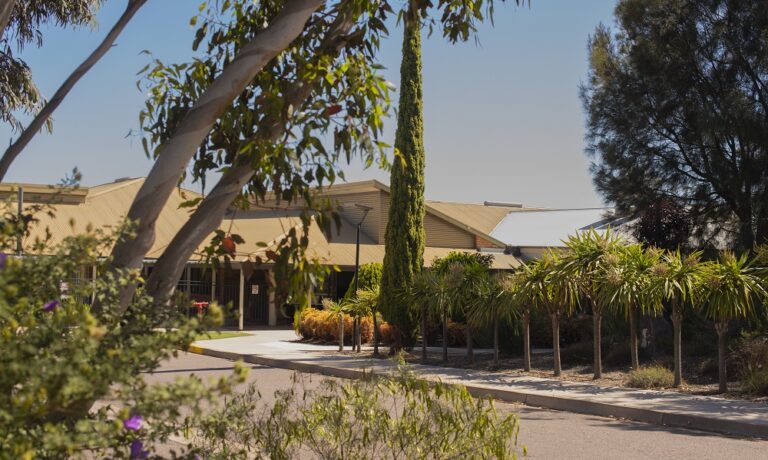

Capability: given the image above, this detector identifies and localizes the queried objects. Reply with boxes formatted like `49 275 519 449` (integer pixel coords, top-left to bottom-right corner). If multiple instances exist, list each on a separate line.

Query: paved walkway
190 329 768 439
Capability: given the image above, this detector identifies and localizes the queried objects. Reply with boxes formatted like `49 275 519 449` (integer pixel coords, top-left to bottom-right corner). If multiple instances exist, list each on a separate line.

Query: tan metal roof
17 178 520 269
425 201 522 236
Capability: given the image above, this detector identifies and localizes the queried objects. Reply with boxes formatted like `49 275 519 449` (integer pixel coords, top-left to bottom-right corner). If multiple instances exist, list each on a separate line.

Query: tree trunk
629 303 639 370
493 314 499 365
421 304 428 361
0 0 148 182
715 321 729 393
353 318 359 352
142 12 355 310
373 309 380 357
338 314 344 352
442 309 448 363
356 317 362 352
523 311 531 372
466 323 474 364
671 306 683 387
593 311 603 379
100 0 323 314
552 312 561 377
0 0 17 43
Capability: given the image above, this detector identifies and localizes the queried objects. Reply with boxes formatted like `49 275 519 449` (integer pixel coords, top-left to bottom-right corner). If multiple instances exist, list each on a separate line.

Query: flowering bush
0 220 243 458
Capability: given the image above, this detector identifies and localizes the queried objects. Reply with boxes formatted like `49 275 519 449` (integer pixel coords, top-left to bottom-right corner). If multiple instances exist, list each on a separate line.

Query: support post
210 268 216 302
267 270 277 326
238 266 245 331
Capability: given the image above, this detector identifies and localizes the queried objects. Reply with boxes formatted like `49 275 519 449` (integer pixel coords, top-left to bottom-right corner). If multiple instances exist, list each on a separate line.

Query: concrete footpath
188 330 768 440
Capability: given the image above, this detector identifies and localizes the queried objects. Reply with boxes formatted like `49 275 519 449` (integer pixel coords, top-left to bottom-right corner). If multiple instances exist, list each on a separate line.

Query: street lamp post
349 203 372 352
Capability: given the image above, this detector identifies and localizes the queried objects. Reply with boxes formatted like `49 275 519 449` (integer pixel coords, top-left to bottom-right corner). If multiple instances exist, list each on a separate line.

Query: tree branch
0 0 148 181
101 0 324 313
0 0 15 44
146 15 357 308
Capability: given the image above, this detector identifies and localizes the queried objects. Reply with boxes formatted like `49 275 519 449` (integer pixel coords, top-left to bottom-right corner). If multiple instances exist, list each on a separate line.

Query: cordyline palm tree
445 262 489 364
354 286 380 356
404 270 447 361
516 252 577 376
597 244 662 370
469 272 518 365
698 252 766 393
347 292 373 352
646 250 704 387
559 229 628 379
322 298 350 352
507 270 533 372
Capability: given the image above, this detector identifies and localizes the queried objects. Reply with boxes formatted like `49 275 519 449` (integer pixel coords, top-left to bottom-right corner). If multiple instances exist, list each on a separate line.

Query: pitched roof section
17 178 521 268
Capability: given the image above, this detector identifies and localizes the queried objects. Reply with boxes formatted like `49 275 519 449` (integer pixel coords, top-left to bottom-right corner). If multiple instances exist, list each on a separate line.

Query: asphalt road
146 352 768 459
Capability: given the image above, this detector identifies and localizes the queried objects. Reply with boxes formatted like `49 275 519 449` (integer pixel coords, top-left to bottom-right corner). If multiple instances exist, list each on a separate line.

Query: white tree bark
146 14 355 308
103 0 324 313
0 0 148 181
0 0 16 43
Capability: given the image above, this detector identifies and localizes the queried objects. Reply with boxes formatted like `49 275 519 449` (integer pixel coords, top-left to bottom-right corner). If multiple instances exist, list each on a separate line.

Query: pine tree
380 2 425 349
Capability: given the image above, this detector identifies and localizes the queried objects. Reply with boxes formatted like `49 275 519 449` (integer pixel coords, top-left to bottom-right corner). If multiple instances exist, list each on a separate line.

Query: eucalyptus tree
647 250 704 387
97 0 520 319
698 252 766 393
598 243 661 370
0 0 149 180
469 272 518 365
559 229 628 379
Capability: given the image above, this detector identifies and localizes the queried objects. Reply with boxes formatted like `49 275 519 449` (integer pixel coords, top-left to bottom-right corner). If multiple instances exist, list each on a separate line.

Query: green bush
343 262 383 299
733 334 768 395
625 365 674 389
742 369 768 396
193 365 522 459
0 220 239 458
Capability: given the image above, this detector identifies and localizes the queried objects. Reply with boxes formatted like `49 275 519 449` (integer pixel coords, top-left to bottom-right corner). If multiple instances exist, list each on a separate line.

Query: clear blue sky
1 0 618 208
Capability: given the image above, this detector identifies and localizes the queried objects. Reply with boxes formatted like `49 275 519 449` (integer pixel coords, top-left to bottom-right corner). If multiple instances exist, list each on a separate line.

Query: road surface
146 352 768 459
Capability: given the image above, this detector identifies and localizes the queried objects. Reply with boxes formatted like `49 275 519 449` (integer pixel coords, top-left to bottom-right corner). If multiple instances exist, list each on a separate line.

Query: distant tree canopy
581 0 768 252
344 262 383 299
0 0 101 131
632 200 692 251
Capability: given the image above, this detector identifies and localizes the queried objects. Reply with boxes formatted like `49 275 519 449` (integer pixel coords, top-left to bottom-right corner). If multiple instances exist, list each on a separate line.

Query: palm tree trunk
355 317 362 352
493 314 499 365
338 314 344 352
593 310 603 379
552 312 561 377
442 310 448 363
671 306 683 387
715 321 729 393
373 311 380 357
629 303 639 370
466 323 474 364
422 304 428 362
523 312 531 372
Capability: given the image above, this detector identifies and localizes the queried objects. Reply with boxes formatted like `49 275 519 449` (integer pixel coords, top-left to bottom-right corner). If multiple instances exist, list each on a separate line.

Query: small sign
251 284 259 295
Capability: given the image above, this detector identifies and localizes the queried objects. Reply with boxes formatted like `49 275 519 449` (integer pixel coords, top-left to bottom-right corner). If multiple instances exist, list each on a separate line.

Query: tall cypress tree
380 2 425 349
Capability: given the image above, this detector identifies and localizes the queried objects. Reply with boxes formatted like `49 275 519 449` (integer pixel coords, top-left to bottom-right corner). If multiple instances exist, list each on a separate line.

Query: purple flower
42 300 60 312
123 414 143 431
129 439 148 459
0 253 7 270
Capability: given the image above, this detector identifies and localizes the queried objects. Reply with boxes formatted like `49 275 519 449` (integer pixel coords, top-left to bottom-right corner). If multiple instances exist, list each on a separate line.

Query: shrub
379 321 398 345
296 308 373 344
446 321 467 347
560 341 594 366
733 334 768 395
193 365 522 459
625 365 674 389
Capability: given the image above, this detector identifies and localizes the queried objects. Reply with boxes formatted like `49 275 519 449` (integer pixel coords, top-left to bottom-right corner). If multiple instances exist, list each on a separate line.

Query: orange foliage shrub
297 308 374 344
